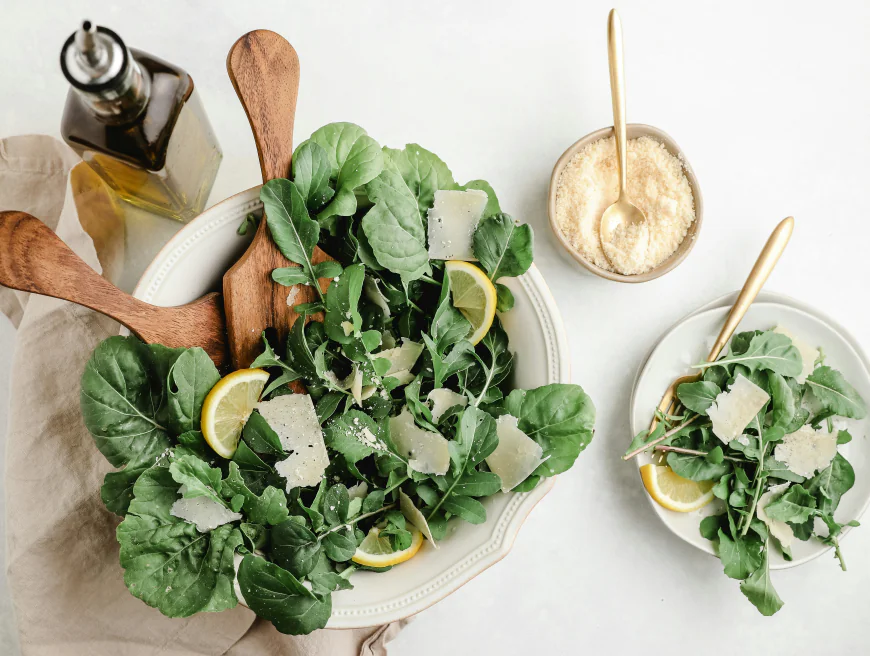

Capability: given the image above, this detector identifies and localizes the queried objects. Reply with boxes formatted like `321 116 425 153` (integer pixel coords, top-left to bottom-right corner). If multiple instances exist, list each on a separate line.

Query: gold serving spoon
599 9 647 267
623 216 795 460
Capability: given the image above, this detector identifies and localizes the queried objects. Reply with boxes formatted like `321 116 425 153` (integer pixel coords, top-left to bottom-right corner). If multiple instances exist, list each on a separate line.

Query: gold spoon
623 216 795 460
599 9 647 268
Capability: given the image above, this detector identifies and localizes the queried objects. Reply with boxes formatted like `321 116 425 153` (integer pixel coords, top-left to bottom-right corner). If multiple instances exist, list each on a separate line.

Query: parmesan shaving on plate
427 189 488 261
257 395 330 491
773 325 819 383
376 339 424 386
399 489 437 548
774 425 837 478
707 375 770 443
757 483 795 550
426 388 468 423
486 415 545 492
388 407 449 475
170 497 242 534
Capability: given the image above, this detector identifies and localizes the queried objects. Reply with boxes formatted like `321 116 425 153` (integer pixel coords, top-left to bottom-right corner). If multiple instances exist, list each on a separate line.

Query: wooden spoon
0 210 227 366
223 30 334 379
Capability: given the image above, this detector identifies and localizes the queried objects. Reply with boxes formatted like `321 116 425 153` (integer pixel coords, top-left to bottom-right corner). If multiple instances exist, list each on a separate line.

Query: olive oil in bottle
60 21 222 222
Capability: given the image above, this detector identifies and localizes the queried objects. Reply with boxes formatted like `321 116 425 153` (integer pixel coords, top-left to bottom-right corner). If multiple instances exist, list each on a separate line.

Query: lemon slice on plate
352 527 424 567
201 368 270 458
640 464 714 512
445 261 497 345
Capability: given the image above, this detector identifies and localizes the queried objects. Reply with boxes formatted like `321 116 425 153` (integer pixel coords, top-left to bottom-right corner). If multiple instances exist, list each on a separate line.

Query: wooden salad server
0 210 228 366
223 30 335 378
623 216 795 460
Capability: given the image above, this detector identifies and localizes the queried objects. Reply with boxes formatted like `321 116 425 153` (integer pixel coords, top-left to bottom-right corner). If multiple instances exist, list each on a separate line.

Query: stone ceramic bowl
547 123 703 283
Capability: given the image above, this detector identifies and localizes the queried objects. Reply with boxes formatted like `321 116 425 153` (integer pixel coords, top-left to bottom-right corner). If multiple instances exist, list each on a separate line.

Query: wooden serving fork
623 216 794 460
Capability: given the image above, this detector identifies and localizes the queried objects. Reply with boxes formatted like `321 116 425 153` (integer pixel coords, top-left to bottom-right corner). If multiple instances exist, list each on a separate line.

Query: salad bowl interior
134 186 571 627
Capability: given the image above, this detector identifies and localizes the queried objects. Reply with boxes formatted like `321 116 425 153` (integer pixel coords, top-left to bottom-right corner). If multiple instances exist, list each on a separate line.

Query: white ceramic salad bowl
133 186 571 628
631 299 870 569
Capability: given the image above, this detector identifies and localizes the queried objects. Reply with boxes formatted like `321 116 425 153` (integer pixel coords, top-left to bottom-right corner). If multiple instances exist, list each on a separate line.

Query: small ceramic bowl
547 124 703 283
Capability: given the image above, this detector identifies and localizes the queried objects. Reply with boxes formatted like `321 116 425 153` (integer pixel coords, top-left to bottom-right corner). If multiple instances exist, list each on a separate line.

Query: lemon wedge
351 526 424 567
640 464 714 512
201 368 270 458
445 261 497 345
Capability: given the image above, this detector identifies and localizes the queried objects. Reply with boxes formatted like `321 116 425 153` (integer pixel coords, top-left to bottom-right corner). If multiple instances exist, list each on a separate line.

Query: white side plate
133 187 572 627
631 301 870 569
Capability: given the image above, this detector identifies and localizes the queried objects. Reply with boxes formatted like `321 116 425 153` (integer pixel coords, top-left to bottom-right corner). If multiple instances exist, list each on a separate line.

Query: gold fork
623 216 795 461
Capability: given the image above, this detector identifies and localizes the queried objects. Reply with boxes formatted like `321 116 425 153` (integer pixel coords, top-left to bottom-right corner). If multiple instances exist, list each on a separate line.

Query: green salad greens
627 328 866 616
80 123 596 635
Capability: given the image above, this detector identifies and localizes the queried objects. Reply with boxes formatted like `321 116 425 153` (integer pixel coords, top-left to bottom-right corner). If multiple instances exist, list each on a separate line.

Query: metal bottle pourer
60 20 150 122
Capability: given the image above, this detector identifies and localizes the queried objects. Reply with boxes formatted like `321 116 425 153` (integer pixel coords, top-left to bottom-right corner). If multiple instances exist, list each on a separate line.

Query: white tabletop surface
3 1 870 654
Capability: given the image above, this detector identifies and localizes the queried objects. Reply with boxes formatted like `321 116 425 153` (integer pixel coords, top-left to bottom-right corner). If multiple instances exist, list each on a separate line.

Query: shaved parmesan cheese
286 287 302 307
347 481 368 500
773 326 819 383
389 407 450 475
258 395 329 491
386 370 415 386
774 425 837 478
378 340 424 374
364 277 391 317
340 321 355 337
171 497 242 533
427 388 468 423
399 489 437 548
486 415 545 492
427 189 488 261
381 331 397 350
707 375 770 443
757 483 794 550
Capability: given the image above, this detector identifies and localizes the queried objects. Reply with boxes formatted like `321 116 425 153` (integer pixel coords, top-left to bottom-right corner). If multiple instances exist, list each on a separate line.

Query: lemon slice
351 526 424 567
201 368 270 458
640 464 715 512
445 261 497 345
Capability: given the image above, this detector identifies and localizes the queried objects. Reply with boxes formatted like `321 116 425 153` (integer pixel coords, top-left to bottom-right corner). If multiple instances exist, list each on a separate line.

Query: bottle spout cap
61 21 126 89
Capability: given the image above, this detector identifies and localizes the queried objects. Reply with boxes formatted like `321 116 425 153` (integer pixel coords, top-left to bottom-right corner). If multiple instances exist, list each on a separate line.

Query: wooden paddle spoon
223 30 335 379
0 210 227 366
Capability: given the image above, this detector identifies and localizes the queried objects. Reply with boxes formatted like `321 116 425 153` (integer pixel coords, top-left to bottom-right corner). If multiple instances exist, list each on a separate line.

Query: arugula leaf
383 144 455 216
472 214 533 281
324 409 386 463
261 179 321 290
169 455 224 505
456 179 500 218
366 169 425 243
324 262 364 344
767 371 796 429
271 519 322 578
805 366 868 419
361 200 430 281
676 381 720 415
502 384 596 477
666 451 730 482
441 496 486 524
717 529 763 580
222 462 289 525
117 467 242 617
763 484 817 523
806 453 855 514
242 411 286 457
237 554 331 635
704 332 802 377
495 283 514 312
292 140 334 213
165 348 220 435
431 275 472 354
739 547 784 616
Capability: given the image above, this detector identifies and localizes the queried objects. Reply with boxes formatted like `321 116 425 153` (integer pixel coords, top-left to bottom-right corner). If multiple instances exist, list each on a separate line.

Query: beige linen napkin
0 135 407 655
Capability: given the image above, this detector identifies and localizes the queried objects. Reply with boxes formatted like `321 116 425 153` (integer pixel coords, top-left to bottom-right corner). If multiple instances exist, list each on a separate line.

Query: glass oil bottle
60 21 222 222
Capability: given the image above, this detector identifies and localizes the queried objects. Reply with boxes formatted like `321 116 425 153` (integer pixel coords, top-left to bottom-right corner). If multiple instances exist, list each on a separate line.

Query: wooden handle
227 29 300 182
223 31 333 376
0 211 228 367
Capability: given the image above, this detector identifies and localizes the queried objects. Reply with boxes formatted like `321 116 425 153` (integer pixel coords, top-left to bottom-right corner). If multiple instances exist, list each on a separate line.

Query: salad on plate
79 123 596 635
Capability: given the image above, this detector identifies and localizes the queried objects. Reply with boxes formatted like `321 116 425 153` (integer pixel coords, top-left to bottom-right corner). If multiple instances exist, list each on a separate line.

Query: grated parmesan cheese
486 415 545 492
554 136 695 275
773 425 837 478
426 388 468 423
773 326 819 383
170 497 242 533
258 395 330 491
707 375 770 443
388 407 449 475
427 189 488 261
757 483 794 549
